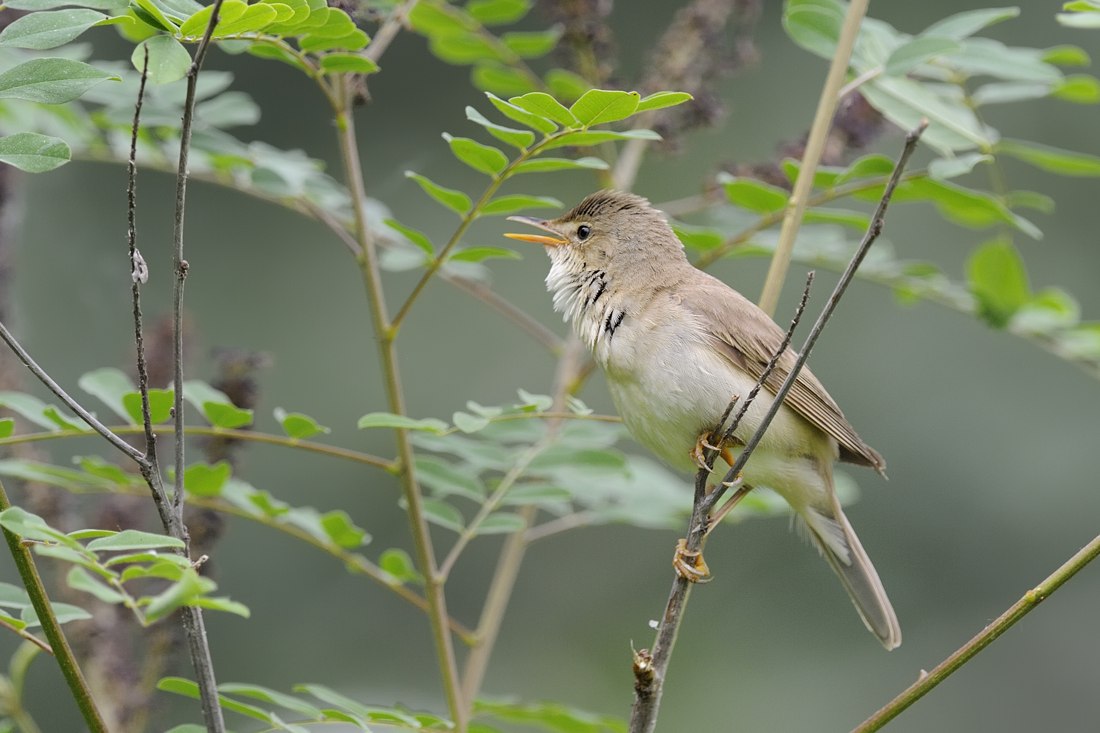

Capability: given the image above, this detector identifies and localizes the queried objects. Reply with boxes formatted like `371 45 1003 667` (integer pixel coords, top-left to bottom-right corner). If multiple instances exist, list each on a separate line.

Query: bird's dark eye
577 224 592 241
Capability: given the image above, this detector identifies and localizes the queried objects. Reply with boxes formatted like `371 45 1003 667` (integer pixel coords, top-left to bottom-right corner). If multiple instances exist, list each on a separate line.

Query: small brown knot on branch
179 259 190 276
632 646 655 696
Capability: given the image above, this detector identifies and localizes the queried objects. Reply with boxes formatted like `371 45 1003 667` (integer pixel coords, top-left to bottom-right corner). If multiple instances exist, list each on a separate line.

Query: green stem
853 532 1100 732
757 0 869 316
438 436 550 580
0 480 109 733
333 76 466 730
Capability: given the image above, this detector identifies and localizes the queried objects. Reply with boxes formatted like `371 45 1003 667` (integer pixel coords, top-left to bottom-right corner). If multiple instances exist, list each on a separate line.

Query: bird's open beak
504 216 568 247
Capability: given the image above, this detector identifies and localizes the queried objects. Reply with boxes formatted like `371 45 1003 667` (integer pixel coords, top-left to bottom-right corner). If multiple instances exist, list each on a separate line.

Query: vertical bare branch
165 3 229 729
757 0 869 316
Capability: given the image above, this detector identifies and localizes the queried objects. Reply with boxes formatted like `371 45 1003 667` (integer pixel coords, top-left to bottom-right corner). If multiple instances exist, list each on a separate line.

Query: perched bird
505 190 901 650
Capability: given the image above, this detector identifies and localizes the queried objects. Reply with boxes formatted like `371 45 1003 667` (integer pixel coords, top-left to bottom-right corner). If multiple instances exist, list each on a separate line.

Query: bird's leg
672 538 711 583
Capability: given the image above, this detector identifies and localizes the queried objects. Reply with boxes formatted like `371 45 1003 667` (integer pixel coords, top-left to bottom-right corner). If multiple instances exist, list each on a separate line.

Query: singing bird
505 190 901 649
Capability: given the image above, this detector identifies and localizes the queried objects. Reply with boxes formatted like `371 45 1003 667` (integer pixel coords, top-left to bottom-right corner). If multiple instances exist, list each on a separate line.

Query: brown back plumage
680 269 886 475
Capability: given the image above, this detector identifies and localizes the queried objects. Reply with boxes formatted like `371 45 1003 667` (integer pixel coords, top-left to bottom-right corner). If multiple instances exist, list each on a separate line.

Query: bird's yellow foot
673 538 712 583
691 431 737 473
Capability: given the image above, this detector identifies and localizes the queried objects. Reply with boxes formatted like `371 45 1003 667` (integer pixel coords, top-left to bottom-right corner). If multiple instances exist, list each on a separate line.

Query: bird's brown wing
679 271 886 474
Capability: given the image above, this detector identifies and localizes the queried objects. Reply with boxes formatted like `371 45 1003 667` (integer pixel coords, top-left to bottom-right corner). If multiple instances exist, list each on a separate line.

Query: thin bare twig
166 3 228 729
629 120 927 733
0 322 143 464
853 532 1100 732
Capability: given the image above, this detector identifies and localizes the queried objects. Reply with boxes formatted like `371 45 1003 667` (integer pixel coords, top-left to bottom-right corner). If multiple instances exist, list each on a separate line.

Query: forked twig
628 120 927 733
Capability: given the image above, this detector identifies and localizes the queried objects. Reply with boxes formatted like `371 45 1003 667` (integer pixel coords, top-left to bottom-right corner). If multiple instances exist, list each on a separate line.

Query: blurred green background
4 1 1100 731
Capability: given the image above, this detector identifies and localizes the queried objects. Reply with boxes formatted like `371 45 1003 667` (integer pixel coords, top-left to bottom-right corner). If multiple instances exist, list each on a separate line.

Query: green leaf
835 153 896 183
405 171 471 216
511 156 608 174
0 418 13 438
0 8 108 49
449 247 521 263
475 512 527 535
218 683 325 719
539 129 661 150
6 0 126 8
884 36 961 76
673 222 723 251
474 698 627 733
515 388 552 411
427 31 503 64
379 547 423 584
78 367 135 422
383 218 435 256
414 456 486 499
443 133 509 176
357 412 448 434
183 461 232 497
481 194 561 216
132 35 192 83
0 392 74 431
421 499 464 532
509 91 577 126
921 7 1020 39
1043 44 1091 67
927 152 991 179
466 0 530 25
0 507 75 545
967 237 1030 327
132 0 178 31
1052 74 1100 104
720 175 788 212
783 2 842 59
0 58 117 103
1012 288 1081 333
181 380 253 428
121 388 174 425
569 88 639 126
66 567 126 604
273 407 330 439
543 67 588 102
465 105 535 149
501 483 572 507
319 53 380 75
408 1 474 34
635 90 693 113
860 75 992 154
486 91 557 134
1057 10 1100 28
502 28 560 58
144 568 210 622
0 132 70 172
997 139 1100 177
300 29 369 53
23 601 92 627
86 530 184 552
452 410 491 433
471 63 537 97
971 81 1053 106
320 510 368 548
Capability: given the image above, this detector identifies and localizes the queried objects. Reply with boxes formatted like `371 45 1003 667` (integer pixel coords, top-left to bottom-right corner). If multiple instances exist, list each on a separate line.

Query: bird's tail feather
800 503 902 650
